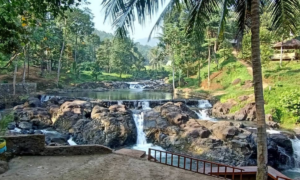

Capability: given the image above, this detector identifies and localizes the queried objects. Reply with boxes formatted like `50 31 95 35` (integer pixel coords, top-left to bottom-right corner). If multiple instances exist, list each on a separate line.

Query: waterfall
132 113 147 145
195 109 215 121
195 100 215 121
118 100 123 105
198 100 212 108
127 82 145 89
142 101 151 110
291 138 300 167
283 138 300 178
132 112 164 153
67 137 77 146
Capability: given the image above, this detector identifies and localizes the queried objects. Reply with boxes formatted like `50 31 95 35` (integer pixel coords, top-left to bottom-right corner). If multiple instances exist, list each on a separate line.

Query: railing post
165 152 167 164
171 154 173 166
178 155 180 168
190 158 192 171
217 165 219 177
232 167 235 180
148 148 151 161
184 157 186 169
203 162 206 174
240 169 242 180
159 151 162 163
225 166 227 179
154 150 156 162
196 160 199 173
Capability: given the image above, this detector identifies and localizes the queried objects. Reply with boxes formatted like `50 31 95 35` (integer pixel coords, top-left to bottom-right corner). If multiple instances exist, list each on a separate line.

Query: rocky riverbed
3 96 299 172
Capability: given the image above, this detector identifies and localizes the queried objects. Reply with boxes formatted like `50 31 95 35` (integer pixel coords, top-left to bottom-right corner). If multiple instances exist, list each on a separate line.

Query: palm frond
268 0 300 34
185 0 219 37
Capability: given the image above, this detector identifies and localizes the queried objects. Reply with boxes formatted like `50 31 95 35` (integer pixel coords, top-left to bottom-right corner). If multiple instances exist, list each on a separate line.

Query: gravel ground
0 154 219 180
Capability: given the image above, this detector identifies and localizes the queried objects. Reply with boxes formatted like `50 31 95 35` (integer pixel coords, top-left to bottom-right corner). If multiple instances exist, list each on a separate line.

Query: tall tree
101 1 300 179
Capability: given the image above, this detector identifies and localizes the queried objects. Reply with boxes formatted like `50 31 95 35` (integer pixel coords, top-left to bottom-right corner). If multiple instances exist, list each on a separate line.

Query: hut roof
273 39 300 49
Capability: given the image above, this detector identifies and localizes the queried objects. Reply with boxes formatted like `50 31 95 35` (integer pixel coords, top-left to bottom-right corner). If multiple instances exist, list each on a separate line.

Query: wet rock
18 121 33 130
52 100 92 131
73 105 136 148
7 122 16 130
24 97 41 108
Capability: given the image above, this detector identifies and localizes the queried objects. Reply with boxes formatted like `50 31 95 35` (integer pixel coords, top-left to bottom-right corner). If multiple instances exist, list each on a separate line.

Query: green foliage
0 113 14 136
279 90 300 123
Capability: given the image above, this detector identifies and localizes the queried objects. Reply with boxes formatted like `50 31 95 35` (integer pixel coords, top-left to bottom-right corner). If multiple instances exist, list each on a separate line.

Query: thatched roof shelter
273 39 300 49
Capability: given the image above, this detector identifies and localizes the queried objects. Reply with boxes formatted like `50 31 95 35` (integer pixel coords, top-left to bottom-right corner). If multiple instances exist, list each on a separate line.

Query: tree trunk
251 0 268 179
13 59 19 95
172 58 175 90
198 59 201 86
57 41 65 87
214 41 219 69
22 48 26 84
208 46 211 89
280 36 283 67
27 45 30 79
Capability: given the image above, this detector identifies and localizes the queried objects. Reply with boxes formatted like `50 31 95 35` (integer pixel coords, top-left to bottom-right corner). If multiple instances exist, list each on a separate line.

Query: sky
84 0 168 42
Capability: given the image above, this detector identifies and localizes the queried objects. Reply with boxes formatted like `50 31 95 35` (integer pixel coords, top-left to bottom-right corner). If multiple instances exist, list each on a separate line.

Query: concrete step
114 148 146 158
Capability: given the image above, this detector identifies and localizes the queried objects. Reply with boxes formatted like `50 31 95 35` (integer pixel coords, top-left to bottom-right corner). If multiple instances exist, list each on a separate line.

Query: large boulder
155 102 197 125
210 121 239 140
52 100 92 131
73 105 136 148
212 100 236 119
24 97 41 108
234 103 256 121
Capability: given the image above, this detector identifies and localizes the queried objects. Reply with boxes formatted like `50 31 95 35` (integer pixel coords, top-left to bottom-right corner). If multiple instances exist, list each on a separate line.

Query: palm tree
101 0 300 179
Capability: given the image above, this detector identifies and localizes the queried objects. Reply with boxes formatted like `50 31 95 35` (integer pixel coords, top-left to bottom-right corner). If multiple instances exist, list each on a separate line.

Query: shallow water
52 89 175 100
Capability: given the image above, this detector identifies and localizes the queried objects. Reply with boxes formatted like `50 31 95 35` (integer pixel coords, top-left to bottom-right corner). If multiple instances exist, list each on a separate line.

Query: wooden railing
148 148 244 180
276 176 292 180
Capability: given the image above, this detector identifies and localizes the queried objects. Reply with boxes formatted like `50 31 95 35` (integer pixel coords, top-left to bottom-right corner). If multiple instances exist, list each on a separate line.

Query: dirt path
0 154 219 180
239 60 269 89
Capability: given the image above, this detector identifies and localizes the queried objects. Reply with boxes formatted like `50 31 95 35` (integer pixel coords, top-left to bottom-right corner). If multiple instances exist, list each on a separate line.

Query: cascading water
142 101 151 110
194 100 215 121
67 137 77 146
282 137 300 179
127 82 145 89
198 100 212 108
117 100 123 105
131 110 164 153
132 113 147 145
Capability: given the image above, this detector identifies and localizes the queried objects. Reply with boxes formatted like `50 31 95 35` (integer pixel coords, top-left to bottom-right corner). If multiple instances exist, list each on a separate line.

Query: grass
216 60 300 127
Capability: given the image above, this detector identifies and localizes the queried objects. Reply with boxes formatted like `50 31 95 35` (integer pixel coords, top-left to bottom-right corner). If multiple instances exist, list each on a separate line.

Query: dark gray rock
18 122 33 130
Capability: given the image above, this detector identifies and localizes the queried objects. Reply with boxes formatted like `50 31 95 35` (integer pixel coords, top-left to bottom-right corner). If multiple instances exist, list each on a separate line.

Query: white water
68 137 77 146
117 100 123 105
132 112 164 154
127 82 146 89
194 110 216 121
283 138 300 178
198 100 212 108
142 101 151 110
194 100 215 121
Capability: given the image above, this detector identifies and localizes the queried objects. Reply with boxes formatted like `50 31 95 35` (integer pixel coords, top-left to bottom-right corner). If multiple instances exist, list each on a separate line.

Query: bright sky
84 0 169 41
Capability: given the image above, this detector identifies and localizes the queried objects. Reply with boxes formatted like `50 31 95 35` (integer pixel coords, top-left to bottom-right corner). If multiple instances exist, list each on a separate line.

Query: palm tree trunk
251 0 268 179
